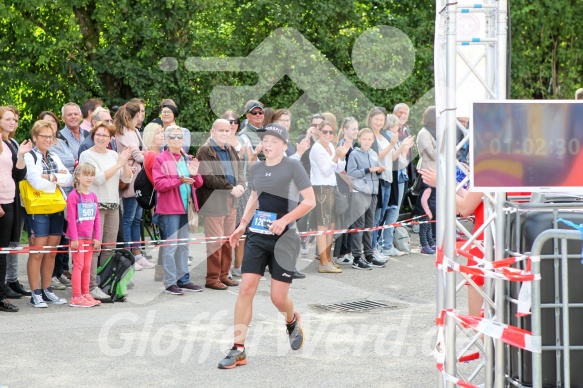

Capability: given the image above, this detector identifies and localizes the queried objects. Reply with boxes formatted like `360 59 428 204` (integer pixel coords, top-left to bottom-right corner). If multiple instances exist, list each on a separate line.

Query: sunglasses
248 110 264 116
321 130 335 135
167 134 184 140
229 119 240 125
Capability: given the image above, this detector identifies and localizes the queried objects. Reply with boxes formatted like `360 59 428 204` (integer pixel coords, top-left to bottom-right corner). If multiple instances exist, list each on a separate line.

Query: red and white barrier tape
434 308 540 387
436 248 540 283
437 309 541 353
1 215 449 255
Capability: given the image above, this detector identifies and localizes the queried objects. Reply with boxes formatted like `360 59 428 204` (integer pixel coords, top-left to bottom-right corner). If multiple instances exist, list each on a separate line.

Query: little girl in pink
66 163 102 307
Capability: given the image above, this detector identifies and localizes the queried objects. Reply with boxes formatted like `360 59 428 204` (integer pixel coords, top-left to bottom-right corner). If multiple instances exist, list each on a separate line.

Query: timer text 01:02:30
489 138 581 156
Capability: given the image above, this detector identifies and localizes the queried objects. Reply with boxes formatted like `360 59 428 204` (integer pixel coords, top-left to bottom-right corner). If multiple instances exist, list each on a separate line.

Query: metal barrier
507 229 582 388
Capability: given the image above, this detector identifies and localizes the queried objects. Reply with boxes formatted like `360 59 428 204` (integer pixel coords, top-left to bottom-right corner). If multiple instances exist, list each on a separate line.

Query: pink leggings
72 240 93 298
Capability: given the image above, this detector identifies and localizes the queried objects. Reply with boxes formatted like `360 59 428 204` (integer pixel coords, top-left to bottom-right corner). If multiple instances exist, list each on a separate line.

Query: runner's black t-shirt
249 157 312 221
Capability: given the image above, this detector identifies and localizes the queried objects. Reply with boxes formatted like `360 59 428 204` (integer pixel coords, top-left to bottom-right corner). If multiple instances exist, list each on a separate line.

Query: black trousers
0 202 16 300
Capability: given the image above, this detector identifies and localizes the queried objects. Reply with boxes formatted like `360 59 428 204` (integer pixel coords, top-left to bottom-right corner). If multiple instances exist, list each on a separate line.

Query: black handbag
333 186 349 215
410 174 423 196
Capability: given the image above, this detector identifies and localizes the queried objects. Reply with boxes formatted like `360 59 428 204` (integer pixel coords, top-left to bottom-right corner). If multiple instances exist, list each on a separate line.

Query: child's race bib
78 202 97 222
249 210 277 235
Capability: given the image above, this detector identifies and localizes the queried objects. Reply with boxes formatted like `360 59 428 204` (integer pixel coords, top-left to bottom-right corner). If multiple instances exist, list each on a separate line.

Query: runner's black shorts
241 229 300 283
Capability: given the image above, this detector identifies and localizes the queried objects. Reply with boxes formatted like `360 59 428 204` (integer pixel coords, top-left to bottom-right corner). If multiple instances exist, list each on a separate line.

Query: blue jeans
159 214 190 287
373 180 391 249
383 182 405 251
122 197 143 251
26 212 65 237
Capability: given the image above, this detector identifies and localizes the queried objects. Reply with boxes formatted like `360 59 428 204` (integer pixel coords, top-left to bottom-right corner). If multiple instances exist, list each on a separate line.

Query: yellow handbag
19 180 66 214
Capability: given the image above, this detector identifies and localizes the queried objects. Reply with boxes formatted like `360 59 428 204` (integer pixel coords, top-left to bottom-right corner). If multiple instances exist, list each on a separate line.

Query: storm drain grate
323 300 395 312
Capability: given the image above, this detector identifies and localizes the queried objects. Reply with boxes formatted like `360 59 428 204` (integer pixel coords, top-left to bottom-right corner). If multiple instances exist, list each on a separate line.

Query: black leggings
419 216 435 248
0 202 16 300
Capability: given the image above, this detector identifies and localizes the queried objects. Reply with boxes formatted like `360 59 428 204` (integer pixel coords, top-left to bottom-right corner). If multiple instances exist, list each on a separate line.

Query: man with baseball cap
218 123 315 369
238 100 265 150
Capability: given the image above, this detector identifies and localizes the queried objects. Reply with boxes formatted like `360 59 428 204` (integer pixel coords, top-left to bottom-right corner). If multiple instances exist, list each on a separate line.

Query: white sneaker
42 288 67 304
382 247 406 256
136 257 155 269
51 277 66 290
231 267 242 277
134 261 143 271
373 251 388 263
90 287 111 301
58 274 72 287
334 254 353 265
30 293 48 308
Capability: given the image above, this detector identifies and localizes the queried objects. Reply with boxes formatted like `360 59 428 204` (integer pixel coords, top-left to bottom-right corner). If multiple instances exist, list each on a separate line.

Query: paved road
2 231 449 388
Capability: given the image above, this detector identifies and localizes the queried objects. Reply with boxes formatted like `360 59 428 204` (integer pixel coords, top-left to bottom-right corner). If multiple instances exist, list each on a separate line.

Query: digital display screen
471 101 583 192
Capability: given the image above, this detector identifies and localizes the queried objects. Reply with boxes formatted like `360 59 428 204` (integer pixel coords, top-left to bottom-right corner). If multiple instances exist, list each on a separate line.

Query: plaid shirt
33 147 60 175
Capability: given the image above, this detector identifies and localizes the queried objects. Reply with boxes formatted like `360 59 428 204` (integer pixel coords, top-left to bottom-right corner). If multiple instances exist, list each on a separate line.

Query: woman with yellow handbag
23 120 72 308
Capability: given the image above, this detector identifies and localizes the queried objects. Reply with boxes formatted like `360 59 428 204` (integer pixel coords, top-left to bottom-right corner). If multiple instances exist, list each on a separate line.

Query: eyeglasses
161 110 173 115
248 110 264 116
276 119 291 124
229 119 240 125
321 130 335 135
95 133 111 138
37 134 54 140
167 134 184 140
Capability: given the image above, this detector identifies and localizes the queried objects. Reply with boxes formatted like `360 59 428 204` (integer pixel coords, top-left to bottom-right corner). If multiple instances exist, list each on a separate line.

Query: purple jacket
153 150 203 215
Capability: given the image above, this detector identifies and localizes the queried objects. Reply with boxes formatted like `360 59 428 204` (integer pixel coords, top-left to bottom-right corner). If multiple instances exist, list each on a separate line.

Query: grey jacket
347 147 381 195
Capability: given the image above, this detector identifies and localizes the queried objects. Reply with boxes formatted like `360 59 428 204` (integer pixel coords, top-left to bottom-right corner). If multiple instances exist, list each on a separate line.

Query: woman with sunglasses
297 113 324 256
309 120 349 273
222 110 252 278
153 125 204 295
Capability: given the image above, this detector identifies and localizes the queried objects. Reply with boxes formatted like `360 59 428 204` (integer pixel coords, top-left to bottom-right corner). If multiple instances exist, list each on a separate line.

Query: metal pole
494 2 508 386
444 2 458 387
561 238 571 387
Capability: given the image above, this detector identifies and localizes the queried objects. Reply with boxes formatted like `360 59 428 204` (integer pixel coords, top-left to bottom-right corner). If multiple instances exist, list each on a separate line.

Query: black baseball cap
258 123 289 142
245 100 264 113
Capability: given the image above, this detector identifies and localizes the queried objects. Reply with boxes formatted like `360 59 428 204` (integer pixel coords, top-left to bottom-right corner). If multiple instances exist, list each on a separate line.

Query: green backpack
96 249 136 302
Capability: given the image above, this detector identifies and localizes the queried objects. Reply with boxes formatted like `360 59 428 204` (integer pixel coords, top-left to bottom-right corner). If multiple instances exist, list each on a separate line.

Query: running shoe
218 346 247 369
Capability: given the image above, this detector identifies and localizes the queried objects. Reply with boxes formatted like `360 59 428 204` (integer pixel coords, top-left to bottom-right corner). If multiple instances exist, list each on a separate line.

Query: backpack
394 226 411 253
96 249 136 302
134 168 156 210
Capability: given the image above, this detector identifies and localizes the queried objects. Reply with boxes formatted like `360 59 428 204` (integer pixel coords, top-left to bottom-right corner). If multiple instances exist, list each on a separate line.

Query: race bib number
78 202 97 222
249 210 277 235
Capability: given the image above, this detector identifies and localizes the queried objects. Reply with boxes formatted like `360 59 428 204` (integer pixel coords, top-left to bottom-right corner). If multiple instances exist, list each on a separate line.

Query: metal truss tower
433 1 509 387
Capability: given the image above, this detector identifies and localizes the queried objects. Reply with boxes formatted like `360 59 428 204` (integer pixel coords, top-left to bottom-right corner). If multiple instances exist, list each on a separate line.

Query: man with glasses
77 107 116 158
197 119 245 290
238 100 265 150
